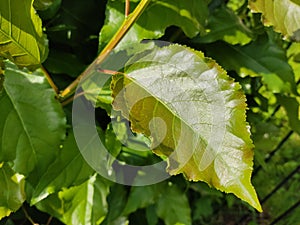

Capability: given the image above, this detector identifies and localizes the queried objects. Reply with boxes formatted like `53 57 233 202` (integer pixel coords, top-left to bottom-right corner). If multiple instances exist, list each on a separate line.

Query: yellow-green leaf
111 44 262 212
0 0 48 67
249 0 300 41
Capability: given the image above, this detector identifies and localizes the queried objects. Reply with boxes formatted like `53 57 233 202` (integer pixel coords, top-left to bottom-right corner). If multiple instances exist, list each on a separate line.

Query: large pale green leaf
99 0 209 51
0 61 66 178
30 132 94 205
111 44 262 212
203 32 297 94
0 163 25 219
36 175 110 225
0 0 48 67
249 0 300 41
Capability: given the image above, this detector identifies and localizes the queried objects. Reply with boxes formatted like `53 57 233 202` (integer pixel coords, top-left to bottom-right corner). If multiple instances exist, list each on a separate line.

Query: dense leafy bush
0 0 300 224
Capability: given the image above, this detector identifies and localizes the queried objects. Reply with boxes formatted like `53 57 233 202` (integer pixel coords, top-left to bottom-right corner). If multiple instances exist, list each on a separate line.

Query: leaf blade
99 0 208 51
111 44 262 211
0 0 48 67
30 132 94 205
0 61 66 179
249 0 300 41
0 163 25 220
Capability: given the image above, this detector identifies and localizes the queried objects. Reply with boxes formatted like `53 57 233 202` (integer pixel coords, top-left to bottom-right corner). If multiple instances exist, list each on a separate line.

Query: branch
41 65 59 95
59 0 151 101
22 206 38 225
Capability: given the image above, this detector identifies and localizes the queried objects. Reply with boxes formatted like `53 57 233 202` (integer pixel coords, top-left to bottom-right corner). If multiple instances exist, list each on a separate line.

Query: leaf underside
111 44 262 212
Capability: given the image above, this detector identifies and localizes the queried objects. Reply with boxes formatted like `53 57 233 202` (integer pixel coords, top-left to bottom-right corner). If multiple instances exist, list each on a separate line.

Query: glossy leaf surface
0 61 66 178
111 44 262 211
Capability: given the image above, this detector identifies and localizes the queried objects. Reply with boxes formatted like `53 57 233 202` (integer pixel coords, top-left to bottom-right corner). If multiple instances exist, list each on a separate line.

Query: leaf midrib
0 0 40 63
125 74 208 157
4 78 38 171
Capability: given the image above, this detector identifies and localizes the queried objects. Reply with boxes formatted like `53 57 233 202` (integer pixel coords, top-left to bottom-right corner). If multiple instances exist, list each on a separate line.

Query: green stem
59 0 151 100
22 206 37 225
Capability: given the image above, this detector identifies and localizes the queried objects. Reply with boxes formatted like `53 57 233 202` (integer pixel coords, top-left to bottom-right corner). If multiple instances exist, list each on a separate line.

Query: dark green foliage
0 0 300 224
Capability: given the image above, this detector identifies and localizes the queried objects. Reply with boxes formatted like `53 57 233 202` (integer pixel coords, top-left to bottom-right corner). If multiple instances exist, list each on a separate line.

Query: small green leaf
103 184 128 224
123 184 162 215
194 6 253 45
287 42 300 81
276 95 300 134
36 175 110 225
156 183 191 225
33 0 55 11
30 132 94 205
204 32 297 94
249 0 300 41
0 0 48 67
111 44 262 211
99 0 209 51
0 163 25 219
0 61 66 178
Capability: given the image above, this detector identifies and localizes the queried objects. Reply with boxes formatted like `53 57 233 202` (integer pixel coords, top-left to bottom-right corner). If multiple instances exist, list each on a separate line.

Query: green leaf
249 0 300 41
33 0 55 11
122 182 191 225
111 44 262 212
156 183 191 225
0 0 48 67
37 0 61 20
103 184 128 225
203 32 297 94
123 184 162 215
30 132 94 205
276 95 300 134
146 205 158 225
123 182 191 225
194 6 253 45
0 163 25 219
287 42 300 81
43 50 86 77
36 175 110 225
99 0 209 51
0 61 66 177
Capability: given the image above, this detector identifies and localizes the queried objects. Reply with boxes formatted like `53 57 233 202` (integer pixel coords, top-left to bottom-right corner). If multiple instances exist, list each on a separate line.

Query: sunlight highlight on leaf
0 0 48 67
249 0 300 41
111 44 262 212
